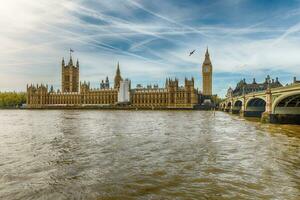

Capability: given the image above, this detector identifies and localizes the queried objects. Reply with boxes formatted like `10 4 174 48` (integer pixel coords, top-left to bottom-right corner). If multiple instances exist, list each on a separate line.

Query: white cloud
0 0 299 96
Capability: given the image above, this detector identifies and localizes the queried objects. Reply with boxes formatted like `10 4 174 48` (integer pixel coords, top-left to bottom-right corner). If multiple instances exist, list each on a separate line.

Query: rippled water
0 110 300 200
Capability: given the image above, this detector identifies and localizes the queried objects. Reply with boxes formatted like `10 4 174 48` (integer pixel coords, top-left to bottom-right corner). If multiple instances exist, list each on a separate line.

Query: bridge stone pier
220 83 300 124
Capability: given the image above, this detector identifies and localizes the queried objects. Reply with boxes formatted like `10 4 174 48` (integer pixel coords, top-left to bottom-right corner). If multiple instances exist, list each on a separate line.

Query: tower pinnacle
114 62 123 89
68 48 74 66
117 62 120 75
68 55 73 66
204 47 211 65
205 47 209 56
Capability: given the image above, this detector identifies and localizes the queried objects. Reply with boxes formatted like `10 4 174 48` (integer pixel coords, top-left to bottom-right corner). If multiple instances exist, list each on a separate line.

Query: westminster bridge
219 82 300 124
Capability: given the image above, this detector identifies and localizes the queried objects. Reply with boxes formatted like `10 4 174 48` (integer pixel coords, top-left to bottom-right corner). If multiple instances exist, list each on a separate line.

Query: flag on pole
70 48 74 53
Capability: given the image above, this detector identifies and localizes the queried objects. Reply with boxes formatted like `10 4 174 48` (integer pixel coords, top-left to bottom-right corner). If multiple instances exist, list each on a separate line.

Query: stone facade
226 75 283 97
26 55 201 109
61 56 79 93
130 78 198 108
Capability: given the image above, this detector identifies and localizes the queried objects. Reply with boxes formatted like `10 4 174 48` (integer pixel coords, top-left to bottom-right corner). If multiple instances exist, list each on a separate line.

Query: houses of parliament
26 49 213 109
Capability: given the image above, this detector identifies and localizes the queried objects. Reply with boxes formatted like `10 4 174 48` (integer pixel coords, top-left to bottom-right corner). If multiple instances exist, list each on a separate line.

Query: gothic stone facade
130 78 198 108
226 75 283 98
27 56 199 109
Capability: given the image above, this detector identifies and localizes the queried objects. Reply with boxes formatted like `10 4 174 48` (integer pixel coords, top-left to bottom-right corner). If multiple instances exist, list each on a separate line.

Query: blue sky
1 0 300 96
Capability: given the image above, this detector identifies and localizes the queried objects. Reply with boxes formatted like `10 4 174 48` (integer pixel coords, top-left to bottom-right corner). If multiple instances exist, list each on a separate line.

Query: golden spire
203 47 211 65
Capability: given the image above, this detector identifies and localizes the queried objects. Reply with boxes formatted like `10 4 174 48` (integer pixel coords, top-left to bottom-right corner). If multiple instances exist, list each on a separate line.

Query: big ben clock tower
202 48 213 96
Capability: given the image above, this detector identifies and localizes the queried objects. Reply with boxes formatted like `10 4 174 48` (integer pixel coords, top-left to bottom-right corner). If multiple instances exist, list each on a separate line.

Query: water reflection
0 110 299 200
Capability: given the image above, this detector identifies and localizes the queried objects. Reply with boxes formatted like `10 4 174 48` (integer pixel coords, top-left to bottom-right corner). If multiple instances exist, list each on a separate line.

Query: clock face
203 66 210 73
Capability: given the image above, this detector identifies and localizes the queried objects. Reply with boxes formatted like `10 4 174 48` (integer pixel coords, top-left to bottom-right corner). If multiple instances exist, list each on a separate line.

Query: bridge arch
245 97 266 117
246 97 266 108
272 91 300 114
231 99 243 114
224 101 232 112
234 100 243 107
221 103 226 109
227 101 232 107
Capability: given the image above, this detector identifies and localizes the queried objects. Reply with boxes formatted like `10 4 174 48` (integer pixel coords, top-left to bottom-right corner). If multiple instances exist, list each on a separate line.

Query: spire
203 47 211 64
205 46 209 56
114 62 122 89
68 55 73 66
62 57 65 67
68 48 74 66
116 62 120 75
76 59 79 68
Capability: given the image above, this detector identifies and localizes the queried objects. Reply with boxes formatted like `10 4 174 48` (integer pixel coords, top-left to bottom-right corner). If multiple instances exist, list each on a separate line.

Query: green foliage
0 92 26 108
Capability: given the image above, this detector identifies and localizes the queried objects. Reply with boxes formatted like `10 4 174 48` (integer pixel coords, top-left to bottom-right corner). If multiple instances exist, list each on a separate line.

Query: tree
0 92 26 108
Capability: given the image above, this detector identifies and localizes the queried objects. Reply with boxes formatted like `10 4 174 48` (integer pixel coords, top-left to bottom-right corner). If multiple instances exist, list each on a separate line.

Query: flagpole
70 48 74 58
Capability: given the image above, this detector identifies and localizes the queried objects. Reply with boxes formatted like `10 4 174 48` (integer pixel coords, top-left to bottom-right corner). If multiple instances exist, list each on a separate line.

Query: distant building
226 75 283 97
100 76 110 89
26 49 215 109
293 77 300 84
27 57 201 109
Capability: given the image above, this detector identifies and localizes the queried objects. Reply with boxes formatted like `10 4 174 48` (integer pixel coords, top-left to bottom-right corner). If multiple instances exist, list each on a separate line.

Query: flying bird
189 50 196 56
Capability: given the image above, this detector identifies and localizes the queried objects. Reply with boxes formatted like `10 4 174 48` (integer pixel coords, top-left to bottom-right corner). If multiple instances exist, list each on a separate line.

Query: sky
1 0 300 97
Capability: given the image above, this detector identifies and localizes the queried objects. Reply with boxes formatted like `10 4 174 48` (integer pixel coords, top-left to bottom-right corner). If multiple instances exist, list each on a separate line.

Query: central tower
61 53 79 93
202 48 213 96
114 62 123 89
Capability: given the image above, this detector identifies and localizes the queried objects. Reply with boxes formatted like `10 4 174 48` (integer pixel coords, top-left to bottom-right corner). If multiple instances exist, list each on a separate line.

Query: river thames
0 110 299 200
